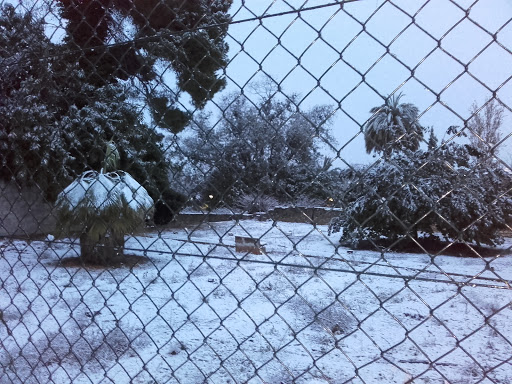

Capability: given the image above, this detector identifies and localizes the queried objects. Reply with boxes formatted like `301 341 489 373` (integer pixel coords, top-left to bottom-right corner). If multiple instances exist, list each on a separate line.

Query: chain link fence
1 0 512 383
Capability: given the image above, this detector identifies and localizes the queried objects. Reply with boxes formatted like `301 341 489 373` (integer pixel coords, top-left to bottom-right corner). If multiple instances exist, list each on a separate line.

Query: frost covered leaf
55 169 154 245
57 170 153 214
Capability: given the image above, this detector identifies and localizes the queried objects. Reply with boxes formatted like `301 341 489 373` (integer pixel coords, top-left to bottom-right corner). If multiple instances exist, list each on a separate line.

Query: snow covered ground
1 219 511 383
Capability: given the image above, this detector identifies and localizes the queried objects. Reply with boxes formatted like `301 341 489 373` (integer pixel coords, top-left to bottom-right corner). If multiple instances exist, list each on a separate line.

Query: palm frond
363 93 423 154
56 170 153 237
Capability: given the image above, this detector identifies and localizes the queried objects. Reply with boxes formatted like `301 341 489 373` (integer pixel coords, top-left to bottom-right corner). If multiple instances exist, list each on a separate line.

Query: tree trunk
80 232 124 264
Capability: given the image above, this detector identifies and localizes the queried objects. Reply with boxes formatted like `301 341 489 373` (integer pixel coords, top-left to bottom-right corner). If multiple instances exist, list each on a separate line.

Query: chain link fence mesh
1 0 511 383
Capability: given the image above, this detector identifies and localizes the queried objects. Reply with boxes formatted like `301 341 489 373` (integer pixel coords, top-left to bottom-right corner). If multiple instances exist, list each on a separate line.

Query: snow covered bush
56 144 153 264
330 132 512 248
331 96 512 249
234 193 280 214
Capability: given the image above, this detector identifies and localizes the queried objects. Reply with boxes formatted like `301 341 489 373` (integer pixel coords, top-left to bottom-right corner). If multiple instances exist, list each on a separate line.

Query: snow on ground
1 219 511 383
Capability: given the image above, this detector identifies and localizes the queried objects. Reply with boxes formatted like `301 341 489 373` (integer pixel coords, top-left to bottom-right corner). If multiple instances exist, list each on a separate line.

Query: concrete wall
168 207 341 227
166 213 253 227
267 207 341 225
0 184 341 237
0 181 56 237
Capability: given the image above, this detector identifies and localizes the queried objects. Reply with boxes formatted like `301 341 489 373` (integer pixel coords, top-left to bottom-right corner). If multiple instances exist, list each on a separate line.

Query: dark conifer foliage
57 0 232 108
0 2 232 224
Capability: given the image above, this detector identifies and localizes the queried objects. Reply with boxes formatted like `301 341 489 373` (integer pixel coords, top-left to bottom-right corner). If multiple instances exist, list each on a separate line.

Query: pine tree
0 6 181 214
467 99 504 159
57 0 233 130
0 5 62 194
54 0 234 218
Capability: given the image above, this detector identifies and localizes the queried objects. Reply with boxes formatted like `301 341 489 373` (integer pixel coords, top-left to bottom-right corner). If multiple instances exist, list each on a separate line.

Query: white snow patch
1 219 511 383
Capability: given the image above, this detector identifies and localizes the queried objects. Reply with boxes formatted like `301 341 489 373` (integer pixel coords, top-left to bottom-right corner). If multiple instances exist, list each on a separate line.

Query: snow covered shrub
235 193 279 213
330 137 512 248
331 96 512 249
56 144 153 264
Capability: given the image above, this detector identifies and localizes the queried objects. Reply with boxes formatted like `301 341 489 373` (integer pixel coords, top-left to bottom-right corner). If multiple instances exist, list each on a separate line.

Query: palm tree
55 143 153 264
364 93 424 155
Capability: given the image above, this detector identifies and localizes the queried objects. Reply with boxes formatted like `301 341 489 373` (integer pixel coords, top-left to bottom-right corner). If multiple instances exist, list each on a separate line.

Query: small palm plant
56 142 153 264
364 93 424 155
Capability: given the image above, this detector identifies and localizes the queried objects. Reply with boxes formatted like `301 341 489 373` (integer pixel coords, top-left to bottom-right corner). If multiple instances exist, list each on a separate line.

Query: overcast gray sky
215 0 512 166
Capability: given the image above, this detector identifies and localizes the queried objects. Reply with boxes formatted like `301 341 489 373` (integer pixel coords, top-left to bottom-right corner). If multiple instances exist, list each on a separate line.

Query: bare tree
467 99 505 156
